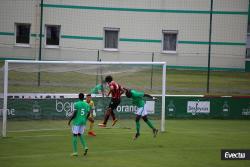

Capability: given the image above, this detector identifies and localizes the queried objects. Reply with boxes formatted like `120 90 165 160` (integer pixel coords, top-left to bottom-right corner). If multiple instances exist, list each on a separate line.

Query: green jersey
73 100 90 126
91 84 103 94
130 89 145 108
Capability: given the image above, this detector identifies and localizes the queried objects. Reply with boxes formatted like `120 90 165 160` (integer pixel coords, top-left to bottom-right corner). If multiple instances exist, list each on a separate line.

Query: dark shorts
108 98 121 110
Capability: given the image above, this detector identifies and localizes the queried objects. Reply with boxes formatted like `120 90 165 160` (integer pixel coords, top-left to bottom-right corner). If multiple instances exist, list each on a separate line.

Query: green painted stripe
0 32 246 46
62 35 161 43
121 39 245 45
179 41 208 45
61 35 245 46
61 35 103 40
120 38 161 43
0 57 35 61
213 11 248 15
0 32 14 36
42 4 248 15
179 41 246 46
210 42 246 46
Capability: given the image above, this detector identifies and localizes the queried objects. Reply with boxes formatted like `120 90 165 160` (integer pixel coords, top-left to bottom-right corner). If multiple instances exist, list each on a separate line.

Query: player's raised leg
142 116 158 137
110 109 118 126
98 108 111 127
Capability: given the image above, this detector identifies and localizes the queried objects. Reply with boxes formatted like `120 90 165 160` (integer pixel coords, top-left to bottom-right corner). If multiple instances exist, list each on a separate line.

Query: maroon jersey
108 81 123 100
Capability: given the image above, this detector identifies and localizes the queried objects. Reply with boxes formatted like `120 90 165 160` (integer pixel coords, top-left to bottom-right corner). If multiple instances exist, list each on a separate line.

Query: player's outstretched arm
87 111 91 119
144 94 157 100
120 86 125 96
68 110 76 126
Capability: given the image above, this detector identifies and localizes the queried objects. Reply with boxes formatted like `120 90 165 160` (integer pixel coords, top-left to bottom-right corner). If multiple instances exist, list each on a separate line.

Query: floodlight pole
38 0 44 86
39 0 43 61
207 0 213 93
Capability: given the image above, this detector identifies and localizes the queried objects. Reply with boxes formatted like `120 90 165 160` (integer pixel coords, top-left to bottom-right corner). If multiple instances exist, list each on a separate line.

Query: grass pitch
0 119 250 167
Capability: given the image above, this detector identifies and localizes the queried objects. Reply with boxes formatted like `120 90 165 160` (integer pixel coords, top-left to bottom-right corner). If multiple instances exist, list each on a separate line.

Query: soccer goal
1 60 166 137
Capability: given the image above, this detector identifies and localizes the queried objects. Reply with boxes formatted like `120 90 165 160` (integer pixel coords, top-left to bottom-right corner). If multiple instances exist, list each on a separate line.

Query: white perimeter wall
0 0 248 69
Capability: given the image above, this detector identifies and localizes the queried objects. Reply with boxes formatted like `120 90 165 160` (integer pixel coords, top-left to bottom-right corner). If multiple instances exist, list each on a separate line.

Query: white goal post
2 60 166 137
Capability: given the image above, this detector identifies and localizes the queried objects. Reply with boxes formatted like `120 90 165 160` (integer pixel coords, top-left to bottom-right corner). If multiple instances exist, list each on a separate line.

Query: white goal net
1 60 166 137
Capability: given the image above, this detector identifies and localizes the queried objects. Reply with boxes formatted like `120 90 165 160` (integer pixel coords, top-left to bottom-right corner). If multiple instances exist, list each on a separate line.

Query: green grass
166 70 250 95
1 120 250 167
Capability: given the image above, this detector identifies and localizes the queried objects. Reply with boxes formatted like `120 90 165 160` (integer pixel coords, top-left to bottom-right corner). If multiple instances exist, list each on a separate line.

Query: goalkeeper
90 81 107 95
124 88 158 140
68 93 90 156
85 94 96 136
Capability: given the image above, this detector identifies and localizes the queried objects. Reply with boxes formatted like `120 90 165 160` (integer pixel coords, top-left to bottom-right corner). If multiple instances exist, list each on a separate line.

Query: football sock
89 122 94 131
103 113 110 124
110 110 116 120
136 121 140 134
145 120 154 129
72 135 77 153
79 135 88 150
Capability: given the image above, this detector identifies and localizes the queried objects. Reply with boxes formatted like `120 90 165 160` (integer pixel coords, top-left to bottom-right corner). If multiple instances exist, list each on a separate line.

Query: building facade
0 0 249 70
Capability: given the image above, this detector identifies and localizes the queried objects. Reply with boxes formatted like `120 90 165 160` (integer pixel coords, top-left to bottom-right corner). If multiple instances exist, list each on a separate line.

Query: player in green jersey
90 84 103 94
90 80 109 95
68 93 90 156
124 88 158 140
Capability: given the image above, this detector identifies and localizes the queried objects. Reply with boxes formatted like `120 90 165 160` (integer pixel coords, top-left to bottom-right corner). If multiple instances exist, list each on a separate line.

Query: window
162 30 178 53
248 22 250 33
46 25 60 47
246 48 250 59
104 28 119 50
15 23 31 46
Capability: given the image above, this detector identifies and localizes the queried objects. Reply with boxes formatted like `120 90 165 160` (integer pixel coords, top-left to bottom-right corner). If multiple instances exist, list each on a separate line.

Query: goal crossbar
5 60 166 65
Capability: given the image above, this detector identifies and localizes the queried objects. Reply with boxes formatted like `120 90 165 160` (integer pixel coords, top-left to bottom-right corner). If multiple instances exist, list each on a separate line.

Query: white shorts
135 106 148 116
71 125 86 135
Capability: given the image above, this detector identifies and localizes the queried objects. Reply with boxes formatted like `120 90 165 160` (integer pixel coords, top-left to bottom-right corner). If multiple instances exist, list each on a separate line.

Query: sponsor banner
221 149 250 160
187 101 210 115
2 95 250 119
4 97 158 119
116 103 155 114
0 108 16 116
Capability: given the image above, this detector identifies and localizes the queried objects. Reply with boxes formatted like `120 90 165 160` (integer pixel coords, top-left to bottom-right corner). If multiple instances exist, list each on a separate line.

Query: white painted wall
0 0 248 69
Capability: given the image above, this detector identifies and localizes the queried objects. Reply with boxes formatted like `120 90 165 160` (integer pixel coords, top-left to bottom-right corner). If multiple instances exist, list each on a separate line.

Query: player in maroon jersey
98 75 124 127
